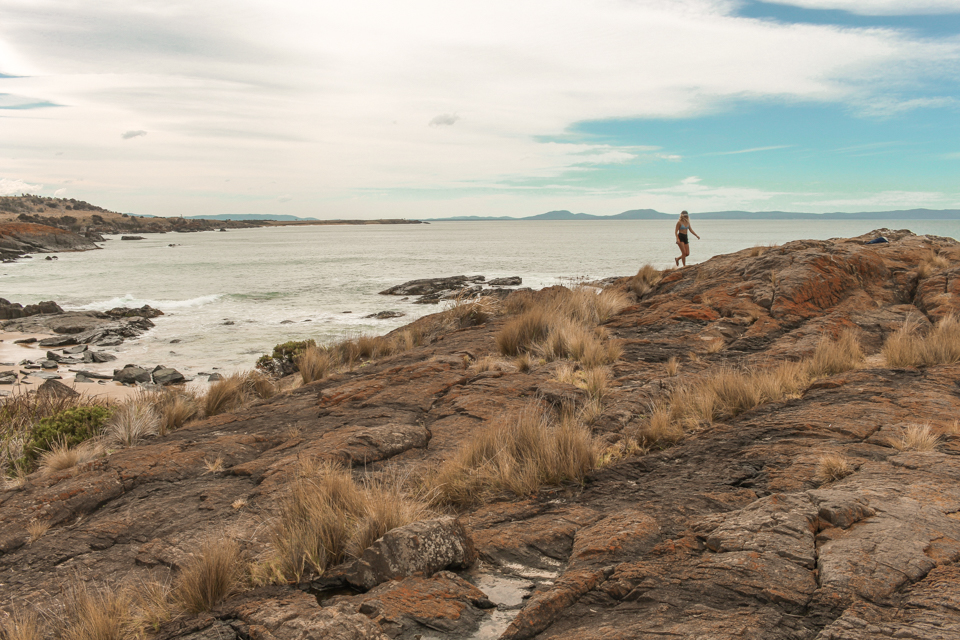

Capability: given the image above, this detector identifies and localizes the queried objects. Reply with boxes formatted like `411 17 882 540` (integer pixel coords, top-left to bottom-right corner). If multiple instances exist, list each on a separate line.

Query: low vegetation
266 461 432 582
917 250 950 279
638 329 865 445
627 264 661 298
887 423 940 452
816 453 854 483
105 401 160 447
882 314 960 368
204 371 276 416
431 407 598 507
496 286 628 366
173 537 245 614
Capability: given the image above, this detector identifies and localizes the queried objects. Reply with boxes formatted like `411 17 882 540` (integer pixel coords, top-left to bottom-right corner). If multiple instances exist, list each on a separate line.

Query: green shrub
28 406 112 458
271 340 316 360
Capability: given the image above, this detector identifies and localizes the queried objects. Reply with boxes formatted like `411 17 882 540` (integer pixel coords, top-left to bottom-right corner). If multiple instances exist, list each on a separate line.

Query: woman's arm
675 221 681 241
690 225 700 239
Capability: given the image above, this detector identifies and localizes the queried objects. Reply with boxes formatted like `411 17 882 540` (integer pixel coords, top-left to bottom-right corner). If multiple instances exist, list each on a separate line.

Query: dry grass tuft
203 373 251 416
497 307 553 356
134 579 173 633
0 609 43 640
232 498 247 510
296 346 336 384
596 438 646 467
816 453 854 483
628 264 661 298
203 455 225 474
39 439 103 476
639 403 684 446
883 315 960 368
26 519 51 544
470 355 503 374
514 352 535 373
887 423 941 452
705 337 725 354
579 367 610 400
268 462 431 582
806 329 864 378
173 537 245 614
917 250 950 279
149 388 200 435
105 401 160 447
58 579 135 640
431 408 598 507
665 356 679 376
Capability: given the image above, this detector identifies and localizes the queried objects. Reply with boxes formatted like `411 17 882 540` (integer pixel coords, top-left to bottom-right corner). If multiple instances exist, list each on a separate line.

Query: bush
271 339 316 361
268 462 431 582
432 408 598 507
28 406 111 459
173 537 245 614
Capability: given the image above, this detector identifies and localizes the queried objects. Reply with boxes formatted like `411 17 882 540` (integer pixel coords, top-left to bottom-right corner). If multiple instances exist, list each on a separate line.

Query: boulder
488 276 522 286
13 337 37 344
113 366 151 384
152 368 185 386
0 371 17 384
104 305 163 319
92 351 116 363
62 344 87 354
36 379 77 397
120 235 144 240
364 311 406 319
40 360 59 369
208 372 224 381
75 370 113 380
342 517 477 591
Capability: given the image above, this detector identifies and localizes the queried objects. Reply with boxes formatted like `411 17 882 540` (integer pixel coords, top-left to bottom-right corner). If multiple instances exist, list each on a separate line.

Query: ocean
2 219 956 378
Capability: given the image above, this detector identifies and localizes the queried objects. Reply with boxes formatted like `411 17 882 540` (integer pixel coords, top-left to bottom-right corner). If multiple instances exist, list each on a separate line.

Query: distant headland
424 208 960 221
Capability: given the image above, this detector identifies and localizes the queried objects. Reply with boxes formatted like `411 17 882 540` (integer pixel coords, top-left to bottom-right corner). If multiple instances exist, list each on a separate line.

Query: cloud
703 145 793 156
758 0 960 15
0 178 42 195
54 188 66 196
429 113 460 127
121 130 147 139
277 194 292 202
576 150 637 164
0 93 59 109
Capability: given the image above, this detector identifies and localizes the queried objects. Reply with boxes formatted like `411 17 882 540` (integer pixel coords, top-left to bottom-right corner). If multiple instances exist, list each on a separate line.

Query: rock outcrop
4 229 960 640
0 222 99 259
3 310 156 347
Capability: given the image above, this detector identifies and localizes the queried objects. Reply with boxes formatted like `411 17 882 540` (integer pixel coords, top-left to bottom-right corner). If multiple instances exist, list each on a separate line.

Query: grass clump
267 462 431 582
806 329 864 378
0 609 43 640
39 439 103 476
628 264 661 298
431 408 598 507
149 388 200 434
887 423 940 452
882 315 960 368
917 250 950 279
202 371 276 416
104 401 160 447
816 453 853 483
57 579 136 640
172 537 245 614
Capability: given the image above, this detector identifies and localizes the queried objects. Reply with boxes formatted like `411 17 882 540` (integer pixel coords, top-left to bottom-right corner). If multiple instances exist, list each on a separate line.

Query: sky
1 0 959 219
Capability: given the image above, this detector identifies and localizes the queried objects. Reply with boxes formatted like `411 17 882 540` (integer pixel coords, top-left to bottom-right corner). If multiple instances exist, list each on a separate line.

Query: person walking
674 210 700 267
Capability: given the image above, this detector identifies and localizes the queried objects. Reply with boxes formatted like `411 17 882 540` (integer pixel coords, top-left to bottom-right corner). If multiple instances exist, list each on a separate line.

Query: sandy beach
0 330 139 401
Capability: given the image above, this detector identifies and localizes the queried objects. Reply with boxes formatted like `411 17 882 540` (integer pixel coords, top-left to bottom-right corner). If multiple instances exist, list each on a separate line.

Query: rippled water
2 219 956 376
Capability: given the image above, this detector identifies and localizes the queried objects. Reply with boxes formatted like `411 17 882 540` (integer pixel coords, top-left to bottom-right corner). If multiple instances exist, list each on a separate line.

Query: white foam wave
73 293 223 312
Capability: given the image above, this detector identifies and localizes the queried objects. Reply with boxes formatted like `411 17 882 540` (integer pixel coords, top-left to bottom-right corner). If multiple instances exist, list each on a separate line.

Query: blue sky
1 0 959 218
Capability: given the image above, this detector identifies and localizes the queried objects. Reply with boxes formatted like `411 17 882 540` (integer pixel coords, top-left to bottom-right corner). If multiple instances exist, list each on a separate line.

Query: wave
74 293 223 311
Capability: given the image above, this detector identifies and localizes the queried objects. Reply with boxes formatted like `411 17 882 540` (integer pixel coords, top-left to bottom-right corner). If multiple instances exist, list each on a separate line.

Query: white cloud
704 145 793 156
277 194 292 202
759 0 960 15
121 130 147 139
428 113 459 127
0 178 42 195
0 0 958 216
54 188 66 196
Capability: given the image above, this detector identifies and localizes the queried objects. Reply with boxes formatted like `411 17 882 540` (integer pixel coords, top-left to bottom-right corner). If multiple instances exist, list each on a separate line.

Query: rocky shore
3 229 960 639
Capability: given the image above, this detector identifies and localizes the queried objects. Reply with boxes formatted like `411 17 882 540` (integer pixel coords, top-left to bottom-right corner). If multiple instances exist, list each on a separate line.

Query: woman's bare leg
681 243 690 266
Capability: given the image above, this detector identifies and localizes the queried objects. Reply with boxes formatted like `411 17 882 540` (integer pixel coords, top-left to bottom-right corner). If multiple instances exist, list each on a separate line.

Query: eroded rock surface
4 230 960 639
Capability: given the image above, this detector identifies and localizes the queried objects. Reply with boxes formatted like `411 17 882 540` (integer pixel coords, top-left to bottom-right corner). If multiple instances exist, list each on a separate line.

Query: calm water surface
2 219 956 376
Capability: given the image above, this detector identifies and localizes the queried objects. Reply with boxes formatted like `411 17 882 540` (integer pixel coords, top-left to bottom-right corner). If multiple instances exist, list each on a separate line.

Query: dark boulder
0 371 17 384
364 311 406 319
36 379 78 398
38 335 77 347
104 305 163 319
379 275 485 296
152 368 185 386
488 276 522 286
113 365 151 384
120 235 144 240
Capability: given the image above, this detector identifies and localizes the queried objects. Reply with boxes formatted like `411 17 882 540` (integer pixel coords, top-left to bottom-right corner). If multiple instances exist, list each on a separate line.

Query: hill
424 207 960 221
183 214 318 221
3 228 960 639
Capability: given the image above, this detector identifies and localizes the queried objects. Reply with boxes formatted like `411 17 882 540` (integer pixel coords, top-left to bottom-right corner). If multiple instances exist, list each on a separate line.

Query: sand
0 330 138 401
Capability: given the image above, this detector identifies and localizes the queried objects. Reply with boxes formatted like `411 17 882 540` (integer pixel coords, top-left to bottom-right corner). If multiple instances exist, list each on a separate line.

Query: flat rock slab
379 275 485 296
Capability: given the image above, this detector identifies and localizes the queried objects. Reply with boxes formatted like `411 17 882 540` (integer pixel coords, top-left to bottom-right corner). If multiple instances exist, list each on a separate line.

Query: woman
674 210 700 267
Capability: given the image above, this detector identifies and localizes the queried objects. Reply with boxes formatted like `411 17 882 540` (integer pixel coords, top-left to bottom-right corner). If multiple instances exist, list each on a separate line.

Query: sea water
1 219 956 377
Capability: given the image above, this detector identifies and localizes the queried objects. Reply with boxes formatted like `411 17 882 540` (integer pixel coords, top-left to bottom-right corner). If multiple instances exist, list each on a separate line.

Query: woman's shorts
678 233 689 244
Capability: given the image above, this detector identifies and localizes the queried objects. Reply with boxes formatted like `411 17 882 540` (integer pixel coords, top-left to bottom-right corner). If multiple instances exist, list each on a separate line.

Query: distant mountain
423 208 960 221
183 214 317 221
